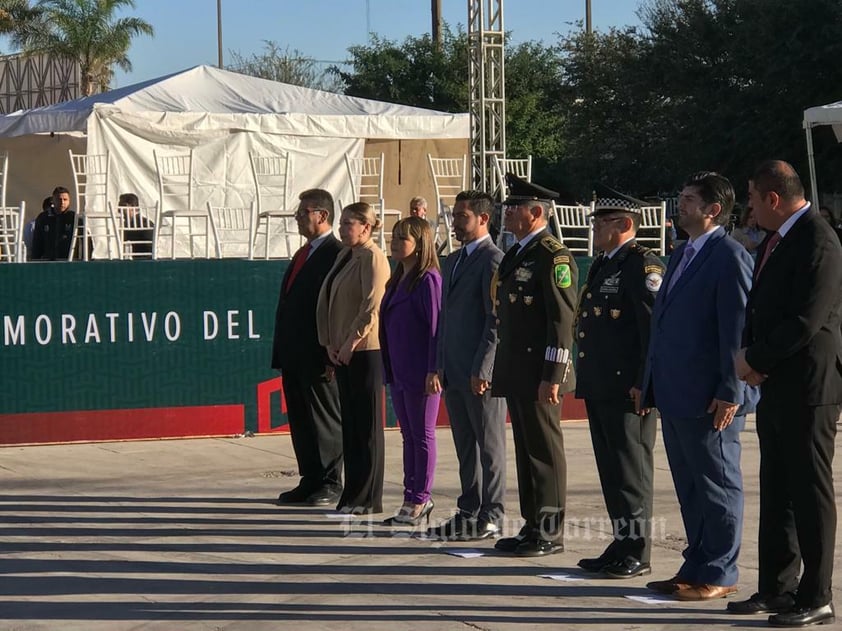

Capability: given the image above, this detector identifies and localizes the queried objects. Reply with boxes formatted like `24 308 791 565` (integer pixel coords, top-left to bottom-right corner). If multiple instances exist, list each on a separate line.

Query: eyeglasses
590 216 625 226
294 207 324 219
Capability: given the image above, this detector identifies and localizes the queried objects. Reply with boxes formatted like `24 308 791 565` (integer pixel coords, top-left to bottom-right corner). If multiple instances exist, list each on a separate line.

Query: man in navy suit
427 190 507 541
642 172 754 601
271 189 344 507
731 161 841 627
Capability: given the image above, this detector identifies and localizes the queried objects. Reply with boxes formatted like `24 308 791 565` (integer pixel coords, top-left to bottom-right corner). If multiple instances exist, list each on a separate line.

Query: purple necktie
667 243 695 294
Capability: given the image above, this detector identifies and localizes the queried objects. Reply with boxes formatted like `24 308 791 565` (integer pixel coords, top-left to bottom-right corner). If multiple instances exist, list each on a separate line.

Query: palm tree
7 0 153 96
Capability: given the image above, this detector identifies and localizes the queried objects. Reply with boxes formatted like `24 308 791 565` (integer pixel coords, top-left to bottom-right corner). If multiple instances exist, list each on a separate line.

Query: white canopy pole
805 122 819 204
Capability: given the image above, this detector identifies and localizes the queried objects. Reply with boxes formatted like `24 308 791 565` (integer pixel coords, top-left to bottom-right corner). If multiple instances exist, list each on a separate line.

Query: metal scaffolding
467 0 505 192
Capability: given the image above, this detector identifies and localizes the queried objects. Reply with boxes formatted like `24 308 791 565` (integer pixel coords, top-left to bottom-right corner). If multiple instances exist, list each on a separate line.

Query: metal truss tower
468 0 505 192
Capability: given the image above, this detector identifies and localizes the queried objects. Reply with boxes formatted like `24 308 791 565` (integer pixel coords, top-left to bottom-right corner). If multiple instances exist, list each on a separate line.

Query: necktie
666 243 695 294
284 244 311 292
451 246 470 287
755 232 781 277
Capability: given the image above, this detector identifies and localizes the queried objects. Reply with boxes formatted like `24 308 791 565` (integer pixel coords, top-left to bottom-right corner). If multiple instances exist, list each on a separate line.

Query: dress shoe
276 485 312 505
427 512 472 539
578 553 616 573
602 557 651 579
769 603 835 627
727 592 796 615
383 500 434 526
305 486 342 506
494 525 532 553
674 583 738 601
336 504 376 516
646 576 693 594
514 538 564 557
460 518 500 541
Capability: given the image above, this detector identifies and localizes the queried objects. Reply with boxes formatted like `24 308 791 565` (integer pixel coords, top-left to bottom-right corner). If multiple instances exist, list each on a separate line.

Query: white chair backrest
68 150 110 216
207 201 256 259
345 152 384 206
249 151 291 214
111 201 156 260
493 155 532 201
557 203 594 256
0 203 25 262
427 154 468 211
637 202 667 255
0 152 8 208
154 149 193 212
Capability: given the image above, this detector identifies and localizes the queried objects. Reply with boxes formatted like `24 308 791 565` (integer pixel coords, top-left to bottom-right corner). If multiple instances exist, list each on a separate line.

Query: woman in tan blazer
317 202 391 514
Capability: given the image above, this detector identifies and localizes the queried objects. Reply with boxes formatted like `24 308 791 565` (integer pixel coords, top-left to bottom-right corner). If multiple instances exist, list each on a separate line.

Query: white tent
803 100 842 204
0 65 470 257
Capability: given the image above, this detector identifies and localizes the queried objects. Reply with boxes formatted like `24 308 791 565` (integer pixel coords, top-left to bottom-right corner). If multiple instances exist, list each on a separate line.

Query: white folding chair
207 201 256 259
0 152 8 208
153 149 214 259
344 151 400 250
555 203 593 256
427 154 468 255
249 151 301 259
110 201 157 260
637 202 668 255
68 150 121 260
492 155 534 248
0 202 25 263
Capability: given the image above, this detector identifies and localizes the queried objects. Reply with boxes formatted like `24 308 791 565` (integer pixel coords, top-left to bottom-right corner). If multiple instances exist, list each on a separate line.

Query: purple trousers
391 386 440 504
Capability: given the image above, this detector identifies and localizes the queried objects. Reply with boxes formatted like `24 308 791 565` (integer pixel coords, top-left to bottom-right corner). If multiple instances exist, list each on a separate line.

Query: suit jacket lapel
659 227 724 313
753 209 814 289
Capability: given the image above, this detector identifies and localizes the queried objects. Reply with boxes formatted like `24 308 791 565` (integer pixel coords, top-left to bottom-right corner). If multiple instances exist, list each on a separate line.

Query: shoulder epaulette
541 235 564 253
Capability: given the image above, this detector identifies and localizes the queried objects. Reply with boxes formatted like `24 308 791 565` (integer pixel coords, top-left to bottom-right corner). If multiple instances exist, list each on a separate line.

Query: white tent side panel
804 102 842 142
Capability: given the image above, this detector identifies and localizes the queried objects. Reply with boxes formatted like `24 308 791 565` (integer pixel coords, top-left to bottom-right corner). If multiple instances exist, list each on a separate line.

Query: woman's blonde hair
342 202 382 230
388 216 440 291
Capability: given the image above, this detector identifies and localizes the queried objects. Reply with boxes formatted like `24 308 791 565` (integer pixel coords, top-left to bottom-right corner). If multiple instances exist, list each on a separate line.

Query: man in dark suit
491 176 578 557
271 188 344 506
642 172 755 601
575 190 665 579
427 190 507 541
731 161 841 627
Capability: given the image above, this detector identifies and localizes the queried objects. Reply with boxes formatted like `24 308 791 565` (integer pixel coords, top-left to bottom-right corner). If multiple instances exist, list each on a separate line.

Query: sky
47 0 645 88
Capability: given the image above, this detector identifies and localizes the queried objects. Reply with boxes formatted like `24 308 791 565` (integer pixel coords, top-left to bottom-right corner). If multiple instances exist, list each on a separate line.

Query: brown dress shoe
646 576 693 594
674 583 738 601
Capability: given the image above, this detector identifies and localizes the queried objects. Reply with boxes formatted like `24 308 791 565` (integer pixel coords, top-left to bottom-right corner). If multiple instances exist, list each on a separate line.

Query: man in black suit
491 176 578 557
732 161 842 627
271 188 344 506
575 190 665 579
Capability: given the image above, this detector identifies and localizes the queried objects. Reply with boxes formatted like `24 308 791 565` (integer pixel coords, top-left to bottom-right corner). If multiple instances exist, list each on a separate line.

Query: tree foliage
5 0 153 96
228 41 342 92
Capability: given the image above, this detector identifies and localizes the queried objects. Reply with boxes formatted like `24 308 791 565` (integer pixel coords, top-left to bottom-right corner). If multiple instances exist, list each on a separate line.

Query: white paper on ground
624 595 675 605
324 512 355 520
538 573 585 582
445 549 486 558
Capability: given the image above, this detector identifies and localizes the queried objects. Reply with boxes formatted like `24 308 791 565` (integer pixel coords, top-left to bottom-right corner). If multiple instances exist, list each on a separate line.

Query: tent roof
804 100 842 126
0 64 469 138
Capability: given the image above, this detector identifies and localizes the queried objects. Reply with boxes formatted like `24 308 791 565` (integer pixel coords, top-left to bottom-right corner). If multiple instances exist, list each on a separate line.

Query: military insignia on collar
509 293 517 303
645 272 663 292
593 306 602 317
514 267 533 282
554 263 572 288
610 309 621 319
524 295 534 305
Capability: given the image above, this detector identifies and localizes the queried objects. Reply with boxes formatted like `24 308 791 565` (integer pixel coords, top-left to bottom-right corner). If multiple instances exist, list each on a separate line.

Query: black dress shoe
427 512 472 539
727 592 796 615
769 603 835 627
602 557 651 579
578 554 615 573
494 525 532 553
277 485 312 505
460 518 500 541
305 486 342 506
514 538 564 557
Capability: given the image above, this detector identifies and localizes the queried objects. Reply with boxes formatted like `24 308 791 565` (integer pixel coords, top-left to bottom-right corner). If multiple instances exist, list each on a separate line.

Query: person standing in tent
30 186 78 261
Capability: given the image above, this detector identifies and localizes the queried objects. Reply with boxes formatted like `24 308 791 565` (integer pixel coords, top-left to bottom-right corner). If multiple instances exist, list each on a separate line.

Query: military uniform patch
645 272 663 292
553 254 570 265
645 265 662 274
554 263 572 288
541 235 564 253
610 309 621 319
514 267 533 282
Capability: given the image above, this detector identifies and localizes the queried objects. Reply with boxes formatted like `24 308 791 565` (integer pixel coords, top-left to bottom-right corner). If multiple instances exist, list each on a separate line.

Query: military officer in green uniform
574 186 665 578
492 175 579 557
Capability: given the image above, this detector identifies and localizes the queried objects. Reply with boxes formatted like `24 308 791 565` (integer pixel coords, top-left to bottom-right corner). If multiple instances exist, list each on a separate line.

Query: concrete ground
1 417 840 631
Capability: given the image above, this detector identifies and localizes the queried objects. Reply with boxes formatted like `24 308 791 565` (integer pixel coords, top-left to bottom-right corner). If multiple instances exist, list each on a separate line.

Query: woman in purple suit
380 216 442 526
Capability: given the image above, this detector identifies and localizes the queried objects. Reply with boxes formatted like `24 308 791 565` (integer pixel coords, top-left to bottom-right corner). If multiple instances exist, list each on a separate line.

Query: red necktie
285 244 310 292
755 232 781 277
